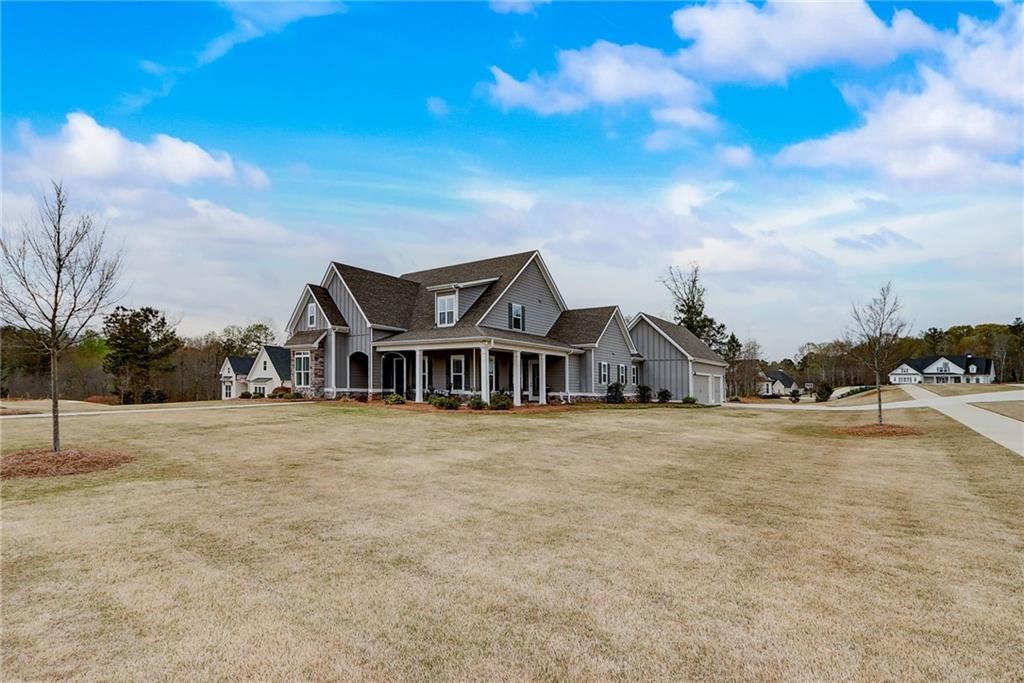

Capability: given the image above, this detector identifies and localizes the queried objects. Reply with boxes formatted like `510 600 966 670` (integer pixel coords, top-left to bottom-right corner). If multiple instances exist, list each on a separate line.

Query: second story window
437 293 456 327
509 303 525 331
306 302 316 327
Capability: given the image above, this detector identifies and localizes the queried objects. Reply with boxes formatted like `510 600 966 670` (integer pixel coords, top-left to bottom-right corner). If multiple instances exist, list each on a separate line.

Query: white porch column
513 350 522 407
687 358 694 398
328 330 336 396
564 353 570 403
539 352 547 405
415 349 424 403
480 345 490 404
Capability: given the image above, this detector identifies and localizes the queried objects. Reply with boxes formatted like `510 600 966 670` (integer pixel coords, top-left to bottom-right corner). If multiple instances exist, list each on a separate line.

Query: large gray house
282 250 726 405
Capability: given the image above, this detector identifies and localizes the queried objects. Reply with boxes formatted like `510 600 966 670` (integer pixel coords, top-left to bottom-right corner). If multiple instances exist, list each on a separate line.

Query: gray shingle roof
400 251 537 331
639 313 725 364
264 345 291 381
548 306 617 346
308 285 347 328
332 263 420 329
227 356 254 375
284 330 327 347
766 369 797 387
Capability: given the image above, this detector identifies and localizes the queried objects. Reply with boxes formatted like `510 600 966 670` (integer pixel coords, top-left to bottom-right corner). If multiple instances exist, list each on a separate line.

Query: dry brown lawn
828 385 912 406
2 404 1022 681
921 383 1021 397
972 400 1024 422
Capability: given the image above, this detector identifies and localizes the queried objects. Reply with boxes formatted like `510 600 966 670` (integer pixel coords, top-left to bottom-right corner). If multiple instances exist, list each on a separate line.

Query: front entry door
393 356 406 395
528 360 540 401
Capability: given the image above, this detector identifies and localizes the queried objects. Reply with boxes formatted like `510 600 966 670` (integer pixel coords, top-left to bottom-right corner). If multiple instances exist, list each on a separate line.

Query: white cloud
458 184 537 211
651 106 717 132
717 144 754 168
488 40 708 121
489 0 549 15
426 96 450 118
7 113 268 189
777 5 1022 188
672 0 941 83
198 1 345 65
665 183 716 216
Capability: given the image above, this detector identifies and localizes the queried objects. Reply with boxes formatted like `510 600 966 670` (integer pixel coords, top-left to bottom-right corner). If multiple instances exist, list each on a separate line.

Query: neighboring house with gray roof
758 369 799 397
243 345 293 396
627 313 728 404
219 355 254 399
889 354 994 385
280 250 664 405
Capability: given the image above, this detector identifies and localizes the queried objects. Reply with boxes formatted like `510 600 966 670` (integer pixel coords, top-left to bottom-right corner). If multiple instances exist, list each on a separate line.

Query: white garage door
694 375 710 404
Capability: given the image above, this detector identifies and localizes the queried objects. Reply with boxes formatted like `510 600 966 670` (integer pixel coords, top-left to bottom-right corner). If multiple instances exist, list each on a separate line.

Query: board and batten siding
630 317 689 399
324 270 375 390
479 260 563 335
592 318 637 394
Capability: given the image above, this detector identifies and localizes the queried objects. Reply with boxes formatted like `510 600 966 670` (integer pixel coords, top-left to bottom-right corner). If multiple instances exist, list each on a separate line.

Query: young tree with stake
0 182 122 452
847 282 909 426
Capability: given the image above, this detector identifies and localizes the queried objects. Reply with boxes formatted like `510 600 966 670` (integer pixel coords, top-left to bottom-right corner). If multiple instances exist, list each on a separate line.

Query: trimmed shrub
728 395 741 403
681 395 697 405
432 396 461 410
489 393 513 410
815 382 833 403
637 385 652 403
656 388 672 403
251 393 264 399
467 396 487 410
606 382 625 404
383 393 406 405
270 386 289 396
238 391 252 399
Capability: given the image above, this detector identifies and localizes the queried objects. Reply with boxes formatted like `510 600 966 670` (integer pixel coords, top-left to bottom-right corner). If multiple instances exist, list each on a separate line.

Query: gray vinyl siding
630 317 689 399
567 354 582 393
324 270 375 389
479 259 563 335
546 355 566 393
581 350 593 393
294 292 320 331
457 285 488 319
592 319 636 394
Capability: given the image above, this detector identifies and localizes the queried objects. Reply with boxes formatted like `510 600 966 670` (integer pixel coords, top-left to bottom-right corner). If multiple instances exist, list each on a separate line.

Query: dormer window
509 303 525 331
437 293 456 327
969 364 976 373
306 302 316 327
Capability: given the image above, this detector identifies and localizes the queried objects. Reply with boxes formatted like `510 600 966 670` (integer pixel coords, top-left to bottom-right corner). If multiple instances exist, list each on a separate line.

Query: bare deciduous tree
991 333 1011 382
846 282 909 425
0 182 122 451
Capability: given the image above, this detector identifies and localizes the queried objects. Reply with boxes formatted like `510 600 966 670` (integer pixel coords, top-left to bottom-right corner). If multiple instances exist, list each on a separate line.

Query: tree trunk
50 350 61 452
875 371 883 426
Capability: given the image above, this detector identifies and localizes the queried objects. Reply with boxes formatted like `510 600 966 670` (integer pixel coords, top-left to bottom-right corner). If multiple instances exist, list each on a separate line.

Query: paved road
901 385 1023 456
725 386 1024 456
0 401 314 421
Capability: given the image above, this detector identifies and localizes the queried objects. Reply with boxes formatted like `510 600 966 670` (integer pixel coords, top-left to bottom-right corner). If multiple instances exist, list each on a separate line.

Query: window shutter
446 356 451 390
521 306 527 332
508 302 513 328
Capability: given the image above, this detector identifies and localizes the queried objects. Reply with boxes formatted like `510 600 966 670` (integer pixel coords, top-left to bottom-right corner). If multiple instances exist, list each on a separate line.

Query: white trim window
224 383 232 399
262 360 268 371
617 364 626 384
295 352 311 387
510 303 525 331
599 362 609 384
437 293 456 327
631 365 638 386
306 302 316 327
450 354 465 391
253 385 266 397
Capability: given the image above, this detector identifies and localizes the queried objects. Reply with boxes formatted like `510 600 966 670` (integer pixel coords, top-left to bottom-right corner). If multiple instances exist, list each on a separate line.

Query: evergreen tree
102 307 182 404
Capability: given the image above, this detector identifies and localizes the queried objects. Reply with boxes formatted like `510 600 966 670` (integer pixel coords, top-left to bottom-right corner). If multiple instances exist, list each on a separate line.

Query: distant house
219 356 254 399
889 354 994 385
245 345 292 396
759 369 799 396
628 313 727 404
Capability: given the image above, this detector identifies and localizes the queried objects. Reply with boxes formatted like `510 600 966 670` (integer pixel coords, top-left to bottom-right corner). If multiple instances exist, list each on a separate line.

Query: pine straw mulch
1 448 134 480
833 424 924 438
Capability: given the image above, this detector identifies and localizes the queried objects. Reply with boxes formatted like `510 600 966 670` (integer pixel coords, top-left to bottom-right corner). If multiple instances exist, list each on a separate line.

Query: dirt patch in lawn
0 406 39 416
1 448 134 479
833 423 924 437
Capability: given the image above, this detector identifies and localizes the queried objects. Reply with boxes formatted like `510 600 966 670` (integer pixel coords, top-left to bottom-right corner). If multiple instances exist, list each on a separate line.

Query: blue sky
3 1 1021 357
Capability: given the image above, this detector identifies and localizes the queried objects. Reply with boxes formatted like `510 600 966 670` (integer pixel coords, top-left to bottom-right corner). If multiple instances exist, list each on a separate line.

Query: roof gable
630 313 725 365
331 263 419 329
548 306 618 346
226 355 254 375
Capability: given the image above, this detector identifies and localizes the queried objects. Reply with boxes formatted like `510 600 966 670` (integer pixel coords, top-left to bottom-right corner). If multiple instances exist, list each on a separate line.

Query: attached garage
628 313 729 405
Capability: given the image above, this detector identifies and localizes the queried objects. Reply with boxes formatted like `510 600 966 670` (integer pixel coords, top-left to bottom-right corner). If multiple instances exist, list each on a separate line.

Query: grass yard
972 400 1024 422
827 385 911 406
921 383 1021 397
2 404 1022 681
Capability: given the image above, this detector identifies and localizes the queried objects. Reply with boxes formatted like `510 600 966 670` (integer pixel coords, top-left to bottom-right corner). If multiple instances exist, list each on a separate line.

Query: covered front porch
373 342 574 405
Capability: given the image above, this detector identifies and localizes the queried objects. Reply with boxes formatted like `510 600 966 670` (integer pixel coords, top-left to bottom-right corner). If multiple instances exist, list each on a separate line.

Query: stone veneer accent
292 347 326 398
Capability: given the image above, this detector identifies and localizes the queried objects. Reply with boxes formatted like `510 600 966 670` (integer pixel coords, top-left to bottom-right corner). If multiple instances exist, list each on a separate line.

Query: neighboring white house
219 356 255 399
889 354 995 385
245 345 292 396
759 369 799 396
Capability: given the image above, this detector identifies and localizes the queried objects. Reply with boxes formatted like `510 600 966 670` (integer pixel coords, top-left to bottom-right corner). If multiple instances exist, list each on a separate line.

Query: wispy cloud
833 226 921 252
120 1 345 110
